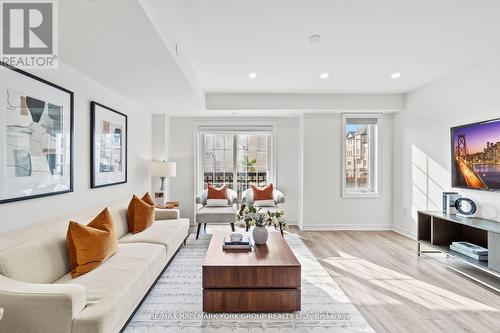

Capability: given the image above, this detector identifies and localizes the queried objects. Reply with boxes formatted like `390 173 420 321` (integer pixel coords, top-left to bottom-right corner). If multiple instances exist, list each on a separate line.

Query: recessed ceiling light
308 34 321 44
248 72 257 79
320 72 329 79
391 72 401 79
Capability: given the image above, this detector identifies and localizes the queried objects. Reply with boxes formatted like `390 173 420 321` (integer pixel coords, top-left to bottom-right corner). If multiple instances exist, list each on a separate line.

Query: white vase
252 226 268 245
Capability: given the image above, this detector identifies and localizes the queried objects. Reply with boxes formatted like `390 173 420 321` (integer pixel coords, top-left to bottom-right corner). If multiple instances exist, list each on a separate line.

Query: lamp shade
151 161 176 177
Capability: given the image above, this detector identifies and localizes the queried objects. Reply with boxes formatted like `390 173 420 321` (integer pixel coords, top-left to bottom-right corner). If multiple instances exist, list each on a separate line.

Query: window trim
341 114 382 198
193 122 277 206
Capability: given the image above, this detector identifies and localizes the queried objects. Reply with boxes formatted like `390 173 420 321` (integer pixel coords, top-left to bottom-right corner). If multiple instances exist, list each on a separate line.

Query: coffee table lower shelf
203 288 301 313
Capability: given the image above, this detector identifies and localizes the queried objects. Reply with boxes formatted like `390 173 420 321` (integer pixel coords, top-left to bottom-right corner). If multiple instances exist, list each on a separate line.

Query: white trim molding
392 225 417 239
300 223 392 231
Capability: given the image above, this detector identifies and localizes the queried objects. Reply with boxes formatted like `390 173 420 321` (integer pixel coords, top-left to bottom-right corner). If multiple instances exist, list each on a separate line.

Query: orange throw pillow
208 184 227 199
252 183 274 201
128 194 155 234
142 192 155 206
66 208 118 278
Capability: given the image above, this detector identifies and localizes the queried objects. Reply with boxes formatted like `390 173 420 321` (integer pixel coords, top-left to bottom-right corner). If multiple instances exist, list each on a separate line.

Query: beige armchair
195 188 238 239
241 188 286 235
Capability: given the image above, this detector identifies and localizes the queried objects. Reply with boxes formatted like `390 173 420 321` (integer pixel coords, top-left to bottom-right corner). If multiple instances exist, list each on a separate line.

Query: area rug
124 233 374 332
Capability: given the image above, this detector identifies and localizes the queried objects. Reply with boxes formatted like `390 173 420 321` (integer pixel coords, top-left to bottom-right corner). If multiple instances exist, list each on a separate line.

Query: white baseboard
189 221 299 226
391 225 417 239
300 223 392 231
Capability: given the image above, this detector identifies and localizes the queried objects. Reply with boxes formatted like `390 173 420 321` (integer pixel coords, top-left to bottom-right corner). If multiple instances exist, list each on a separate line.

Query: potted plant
237 204 286 245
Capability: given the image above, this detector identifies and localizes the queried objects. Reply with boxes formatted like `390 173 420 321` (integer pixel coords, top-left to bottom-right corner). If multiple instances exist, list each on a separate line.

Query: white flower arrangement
237 204 286 229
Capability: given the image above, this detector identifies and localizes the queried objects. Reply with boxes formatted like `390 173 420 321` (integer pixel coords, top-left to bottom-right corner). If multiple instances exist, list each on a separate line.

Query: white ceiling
141 0 500 94
59 0 203 114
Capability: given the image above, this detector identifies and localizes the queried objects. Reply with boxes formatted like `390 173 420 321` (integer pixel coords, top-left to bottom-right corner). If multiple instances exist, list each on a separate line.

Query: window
197 125 274 199
342 115 380 197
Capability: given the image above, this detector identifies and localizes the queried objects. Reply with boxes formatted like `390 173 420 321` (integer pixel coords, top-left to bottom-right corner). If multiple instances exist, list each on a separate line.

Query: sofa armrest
155 208 180 220
0 275 85 333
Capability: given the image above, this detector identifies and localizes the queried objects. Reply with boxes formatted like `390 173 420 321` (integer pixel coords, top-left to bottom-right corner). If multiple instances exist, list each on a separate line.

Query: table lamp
151 161 176 206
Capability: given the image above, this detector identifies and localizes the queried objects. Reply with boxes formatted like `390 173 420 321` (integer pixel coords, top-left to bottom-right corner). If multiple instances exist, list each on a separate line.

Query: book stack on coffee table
222 234 251 251
450 241 488 261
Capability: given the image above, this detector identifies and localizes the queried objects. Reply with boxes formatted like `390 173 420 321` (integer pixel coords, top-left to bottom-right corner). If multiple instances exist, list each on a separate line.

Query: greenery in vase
237 204 286 229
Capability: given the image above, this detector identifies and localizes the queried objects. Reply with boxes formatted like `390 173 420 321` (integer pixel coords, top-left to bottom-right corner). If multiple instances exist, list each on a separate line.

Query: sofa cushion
119 218 189 259
107 199 129 238
141 192 155 206
242 188 285 206
196 206 237 224
197 188 238 206
0 199 132 284
207 183 227 199
254 199 277 207
252 183 274 200
206 198 229 207
67 208 119 278
56 243 166 333
128 195 155 234
0 233 68 283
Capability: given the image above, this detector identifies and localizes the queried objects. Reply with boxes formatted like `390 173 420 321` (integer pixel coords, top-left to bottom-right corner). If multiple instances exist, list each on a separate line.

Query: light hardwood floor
192 224 500 333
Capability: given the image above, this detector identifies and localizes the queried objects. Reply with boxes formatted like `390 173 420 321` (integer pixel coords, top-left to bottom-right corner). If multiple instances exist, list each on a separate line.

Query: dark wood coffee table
202 231 301 313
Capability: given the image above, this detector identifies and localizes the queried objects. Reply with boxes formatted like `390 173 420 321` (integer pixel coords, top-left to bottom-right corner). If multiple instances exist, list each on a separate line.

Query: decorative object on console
91 101 127 188
442 192 461 214
151 160 176 206
0 62 74 204
455 197 477 217
155 201 179 209
450 241 488 261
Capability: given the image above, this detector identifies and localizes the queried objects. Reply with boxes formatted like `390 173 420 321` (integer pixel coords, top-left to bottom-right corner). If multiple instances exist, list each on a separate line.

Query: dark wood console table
418 211 500 291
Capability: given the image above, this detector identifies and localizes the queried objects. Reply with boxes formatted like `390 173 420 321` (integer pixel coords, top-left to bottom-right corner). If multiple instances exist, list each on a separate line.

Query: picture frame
451 117 500 191
91 101 127 188
0 62 74 204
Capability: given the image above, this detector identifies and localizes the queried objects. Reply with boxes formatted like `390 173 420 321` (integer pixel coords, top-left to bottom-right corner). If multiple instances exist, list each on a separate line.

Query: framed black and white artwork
91 101 127 188
0 62 74 204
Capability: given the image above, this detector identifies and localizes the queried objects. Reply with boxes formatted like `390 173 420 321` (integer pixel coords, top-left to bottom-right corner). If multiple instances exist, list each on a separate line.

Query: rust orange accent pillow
128 194 155 234
252 183 274 201
142 192 155 206
208 184 227 199
66 208 118 278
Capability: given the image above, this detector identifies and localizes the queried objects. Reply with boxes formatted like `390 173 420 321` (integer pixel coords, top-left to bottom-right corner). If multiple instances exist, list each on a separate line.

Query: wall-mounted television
451 118 500 191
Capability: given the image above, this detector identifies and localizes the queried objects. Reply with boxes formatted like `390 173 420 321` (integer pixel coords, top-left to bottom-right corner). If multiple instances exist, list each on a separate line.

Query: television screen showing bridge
452 119 500 190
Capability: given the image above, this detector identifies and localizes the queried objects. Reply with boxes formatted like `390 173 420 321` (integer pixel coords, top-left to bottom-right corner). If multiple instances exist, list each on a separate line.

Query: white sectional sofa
0 197 190 333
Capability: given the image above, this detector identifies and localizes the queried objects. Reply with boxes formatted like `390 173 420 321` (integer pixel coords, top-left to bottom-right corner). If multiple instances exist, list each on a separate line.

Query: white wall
0 63 151 234
393 57 500 238
301 113 394 230
168 117 300 224
151 114 170 195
